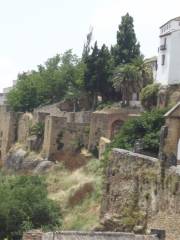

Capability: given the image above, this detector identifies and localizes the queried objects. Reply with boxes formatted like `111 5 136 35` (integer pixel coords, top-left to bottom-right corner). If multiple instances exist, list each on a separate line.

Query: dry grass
46 158 103 230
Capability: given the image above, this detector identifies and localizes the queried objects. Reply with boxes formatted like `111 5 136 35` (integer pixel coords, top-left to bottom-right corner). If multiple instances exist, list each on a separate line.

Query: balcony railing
160 44 166 50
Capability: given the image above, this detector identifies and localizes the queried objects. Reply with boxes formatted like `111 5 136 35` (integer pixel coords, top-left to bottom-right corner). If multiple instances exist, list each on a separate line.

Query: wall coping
112 148 159 163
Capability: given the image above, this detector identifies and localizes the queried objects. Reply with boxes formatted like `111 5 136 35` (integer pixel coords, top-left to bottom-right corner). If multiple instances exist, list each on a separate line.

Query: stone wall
101 149 161 232
100 149 180 240
23 230 43 240
0 105 19 162
17 113 33 143
88 109 140 151
23 231 160 240
0 101 92 164
160 103 180 166
157 85 180 108
42 112 91 159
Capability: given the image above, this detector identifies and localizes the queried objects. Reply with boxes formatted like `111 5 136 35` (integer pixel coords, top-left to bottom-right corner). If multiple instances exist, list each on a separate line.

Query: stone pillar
99 137 111 160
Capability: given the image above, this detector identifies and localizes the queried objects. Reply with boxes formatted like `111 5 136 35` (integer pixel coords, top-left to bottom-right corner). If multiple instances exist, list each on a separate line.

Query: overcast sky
0 0 179 91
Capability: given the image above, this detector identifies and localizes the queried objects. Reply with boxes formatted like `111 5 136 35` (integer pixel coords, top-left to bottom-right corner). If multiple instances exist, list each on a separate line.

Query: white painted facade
156 17 180 85
0 81 16 105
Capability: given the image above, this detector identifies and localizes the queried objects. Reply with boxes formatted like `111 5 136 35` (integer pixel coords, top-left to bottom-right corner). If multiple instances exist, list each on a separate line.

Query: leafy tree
7 50 84 112
140 83 160 110
112 13 140 66
0 175 62 240
109 108 167 156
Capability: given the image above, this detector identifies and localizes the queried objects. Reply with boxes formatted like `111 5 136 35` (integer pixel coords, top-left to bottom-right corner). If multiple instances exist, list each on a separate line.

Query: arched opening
111 120 124 138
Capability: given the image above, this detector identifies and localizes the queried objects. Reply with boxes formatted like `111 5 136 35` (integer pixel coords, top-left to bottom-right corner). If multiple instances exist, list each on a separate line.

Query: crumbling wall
42 112 91 159
0 105 19 162
17 113 33 143
101 149 161 232
101 148 180 240
160 104 180 166
88 109 140 151
148 166 180 240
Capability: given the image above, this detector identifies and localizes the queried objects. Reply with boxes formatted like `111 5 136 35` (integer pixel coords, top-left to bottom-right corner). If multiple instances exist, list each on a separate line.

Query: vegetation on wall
109 108 167 156
30 122 45 138
0 175 62 240
140 83 160 110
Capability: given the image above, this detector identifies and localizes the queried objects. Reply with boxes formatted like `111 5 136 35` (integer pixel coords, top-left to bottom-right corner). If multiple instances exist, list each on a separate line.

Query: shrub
30 122 45 138
109 108 167 156
140 83 160 110
0 175 62 240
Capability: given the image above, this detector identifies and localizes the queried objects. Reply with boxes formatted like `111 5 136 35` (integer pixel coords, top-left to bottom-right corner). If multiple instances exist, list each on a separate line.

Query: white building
0 80 17 105
156 17 180 85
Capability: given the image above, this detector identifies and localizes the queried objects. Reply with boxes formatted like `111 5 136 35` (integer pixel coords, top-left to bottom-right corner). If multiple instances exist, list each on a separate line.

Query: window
161 54 165 65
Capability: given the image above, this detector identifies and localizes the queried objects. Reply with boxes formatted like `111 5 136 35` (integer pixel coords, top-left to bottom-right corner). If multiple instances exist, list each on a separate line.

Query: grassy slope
46 158 103 230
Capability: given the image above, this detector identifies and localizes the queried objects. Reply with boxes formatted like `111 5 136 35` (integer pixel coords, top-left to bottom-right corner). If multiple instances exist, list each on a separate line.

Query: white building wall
168 31 180 84
156 18 180 85
156 35 171 85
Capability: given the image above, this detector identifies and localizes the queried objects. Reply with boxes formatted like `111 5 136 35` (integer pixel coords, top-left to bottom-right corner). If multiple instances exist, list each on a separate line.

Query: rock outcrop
4 146 53 173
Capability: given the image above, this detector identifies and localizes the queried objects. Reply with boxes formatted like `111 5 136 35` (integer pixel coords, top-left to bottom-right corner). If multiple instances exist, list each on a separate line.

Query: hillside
46 158 103 230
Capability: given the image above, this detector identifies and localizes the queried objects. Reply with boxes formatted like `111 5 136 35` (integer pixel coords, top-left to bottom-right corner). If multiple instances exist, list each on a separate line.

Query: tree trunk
92 93 97 110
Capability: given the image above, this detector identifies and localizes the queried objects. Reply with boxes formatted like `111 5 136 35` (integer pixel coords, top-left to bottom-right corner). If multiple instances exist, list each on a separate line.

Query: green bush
30 122 45 138
140 83 160 110
109 108 167 156
0 175 62 240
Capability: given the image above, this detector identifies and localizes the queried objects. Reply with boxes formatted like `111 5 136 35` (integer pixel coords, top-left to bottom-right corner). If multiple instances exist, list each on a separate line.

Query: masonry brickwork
88 108 140 151
101 149 180 240
23 231 160 240
0 102 140 164
160 102 180 166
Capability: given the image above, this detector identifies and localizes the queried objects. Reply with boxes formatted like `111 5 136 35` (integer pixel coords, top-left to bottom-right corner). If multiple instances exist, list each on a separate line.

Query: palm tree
112 58 153 106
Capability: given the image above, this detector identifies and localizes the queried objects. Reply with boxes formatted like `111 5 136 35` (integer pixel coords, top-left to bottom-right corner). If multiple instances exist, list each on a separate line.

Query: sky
0 0 179 91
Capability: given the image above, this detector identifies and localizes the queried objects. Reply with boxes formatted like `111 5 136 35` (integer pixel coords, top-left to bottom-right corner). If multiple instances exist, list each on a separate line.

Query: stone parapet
23 231 160 240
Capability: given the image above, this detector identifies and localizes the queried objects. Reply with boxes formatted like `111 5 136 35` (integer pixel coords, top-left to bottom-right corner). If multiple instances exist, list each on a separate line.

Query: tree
112 63 141 106
82 27 93 60
0 175 62 240
7 50 84 112
112 13 140 66
84 42 114 107
112 57 153 106
140 83 160 110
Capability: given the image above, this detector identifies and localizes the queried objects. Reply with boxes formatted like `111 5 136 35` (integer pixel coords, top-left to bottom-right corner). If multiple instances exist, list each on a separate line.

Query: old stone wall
17 112 33 143
160 104 180 166
23 230 43 240
88 109 140 151
23 231 160 240
157 85 180 108
0 101 92 164
42 112 91 159
0 105 19 162
101 149 161 232
101 149 180 240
